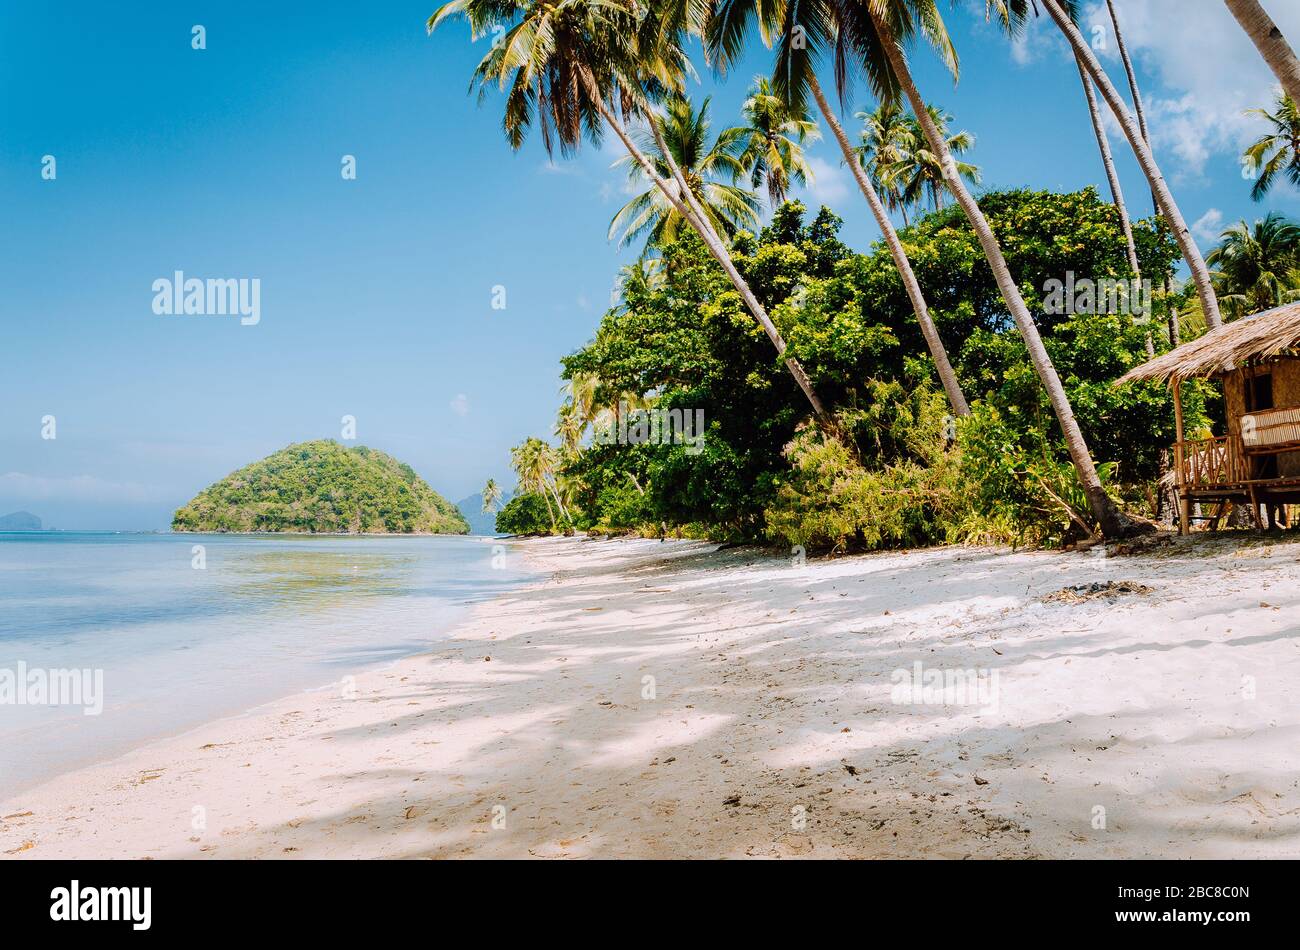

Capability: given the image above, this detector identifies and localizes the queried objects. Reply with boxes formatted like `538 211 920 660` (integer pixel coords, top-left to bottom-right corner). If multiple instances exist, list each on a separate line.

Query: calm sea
0 532 533 796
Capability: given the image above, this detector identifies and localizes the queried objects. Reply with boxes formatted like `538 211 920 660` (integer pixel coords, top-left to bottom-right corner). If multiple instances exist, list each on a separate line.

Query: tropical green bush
494 493 554 536
764 381 967 551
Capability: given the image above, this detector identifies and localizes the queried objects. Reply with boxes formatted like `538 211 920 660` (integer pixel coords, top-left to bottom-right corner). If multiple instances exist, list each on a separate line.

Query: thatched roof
1117 300 1300 386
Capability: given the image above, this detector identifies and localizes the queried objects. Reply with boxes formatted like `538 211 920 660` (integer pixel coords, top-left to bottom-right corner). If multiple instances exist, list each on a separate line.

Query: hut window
1248 372 1274 412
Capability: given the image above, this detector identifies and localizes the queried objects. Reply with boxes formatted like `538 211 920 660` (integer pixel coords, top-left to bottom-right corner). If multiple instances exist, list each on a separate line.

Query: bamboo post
1173 379 1190 535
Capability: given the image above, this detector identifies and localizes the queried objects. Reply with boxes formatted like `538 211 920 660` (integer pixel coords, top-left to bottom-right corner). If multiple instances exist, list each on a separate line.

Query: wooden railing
1175 435 1248 488
1241 406 1300 451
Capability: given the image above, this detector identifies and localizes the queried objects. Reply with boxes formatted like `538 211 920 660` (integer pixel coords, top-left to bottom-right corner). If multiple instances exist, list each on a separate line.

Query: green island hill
171 440 469 535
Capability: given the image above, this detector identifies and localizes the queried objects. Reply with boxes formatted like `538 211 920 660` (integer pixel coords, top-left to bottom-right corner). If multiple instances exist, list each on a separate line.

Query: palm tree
611 258 666 313
561 365 654 448
1243 91 1300 201
1103 0 1157 215
1225 0 1300 108
1207 213 1300 318
510 437 565 530
705 0 971 416
855 101 914 225
1039 0 1223 330
559 372 601 433
538 441 568 520
556 405 585 457
609 95 759 248
737 77 818 208
481 478 503 514
509 438 552 530
855 102 979 221
428 0 829 419
1075 53 1141 278
856 0 1130 537
893 105 980 214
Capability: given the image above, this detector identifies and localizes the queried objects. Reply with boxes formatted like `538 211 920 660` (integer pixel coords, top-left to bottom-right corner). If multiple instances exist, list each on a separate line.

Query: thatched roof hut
1118 300 1300 385
1116 300 1300 534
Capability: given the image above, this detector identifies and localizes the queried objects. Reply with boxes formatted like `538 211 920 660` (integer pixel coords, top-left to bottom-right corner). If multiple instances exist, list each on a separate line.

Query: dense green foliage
534 189 1211 549
494 492 555 535
172 441 469 534
765 380 973 550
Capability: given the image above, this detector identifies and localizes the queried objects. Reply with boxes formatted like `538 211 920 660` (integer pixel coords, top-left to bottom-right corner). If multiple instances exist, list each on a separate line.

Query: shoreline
165 531 484 537
4 533 1300 859
2 531 494 537
1 535 527 800
0 534 552 848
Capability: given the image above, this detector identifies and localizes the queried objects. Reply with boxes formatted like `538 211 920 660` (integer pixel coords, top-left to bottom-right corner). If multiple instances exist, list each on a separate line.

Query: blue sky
3 0 1298 529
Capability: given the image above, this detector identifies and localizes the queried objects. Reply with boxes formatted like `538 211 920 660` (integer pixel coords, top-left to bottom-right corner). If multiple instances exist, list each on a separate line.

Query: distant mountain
172 441 469 534
456 492 513 536
0 511 42 530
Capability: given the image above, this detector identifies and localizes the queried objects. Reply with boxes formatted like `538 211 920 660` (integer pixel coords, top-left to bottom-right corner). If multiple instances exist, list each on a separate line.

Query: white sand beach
3 534 1299 859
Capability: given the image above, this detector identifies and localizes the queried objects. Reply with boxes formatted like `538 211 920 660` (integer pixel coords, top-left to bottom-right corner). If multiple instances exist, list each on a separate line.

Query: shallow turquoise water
0 532 532 795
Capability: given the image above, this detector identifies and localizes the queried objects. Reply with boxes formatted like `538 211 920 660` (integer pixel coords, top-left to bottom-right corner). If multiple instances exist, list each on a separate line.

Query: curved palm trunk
539 469 568 520
808 74 969 416
1106 0 1151 147
642 110 830 420
1225 0 1300 107
547 479 569 521
1105 0 1159 214
1077 53 1152 355
1042 0 1223 329
874 14 1126 539
537 480 557 531
580 76 827 420
1076 55 1141 277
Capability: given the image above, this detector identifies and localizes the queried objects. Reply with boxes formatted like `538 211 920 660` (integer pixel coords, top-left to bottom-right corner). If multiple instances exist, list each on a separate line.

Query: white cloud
1006 19 1046 66
450 393 471 417
802 155 851 206
1191 207 1225 244
1009 33 1033 66
984 6 1063 67
1081 0 1298 179
539 160 580 176
0 472 160 503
